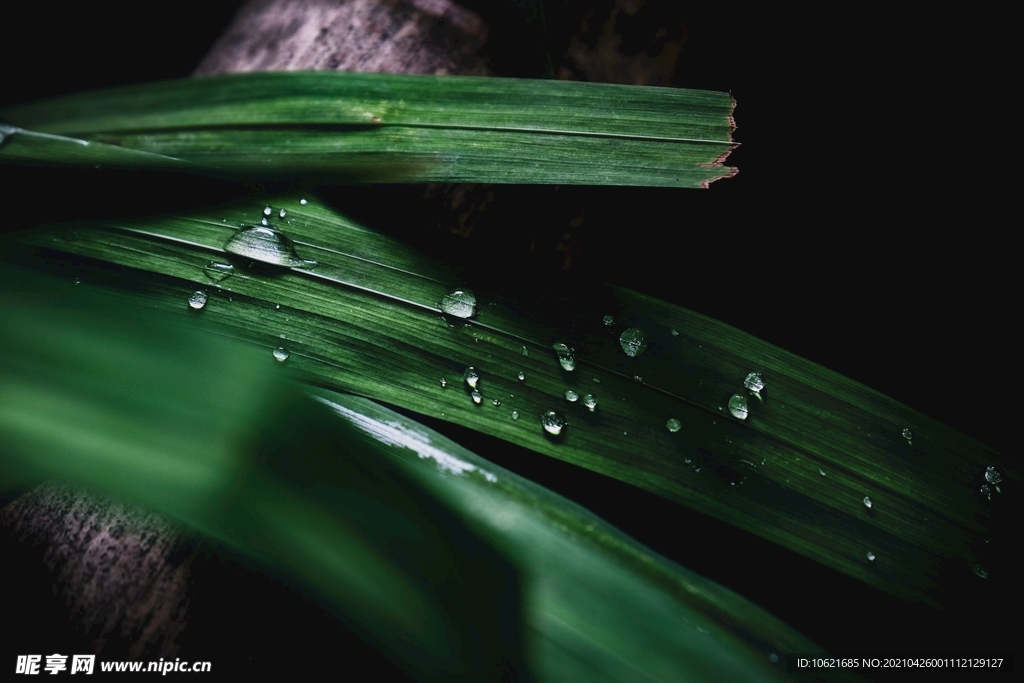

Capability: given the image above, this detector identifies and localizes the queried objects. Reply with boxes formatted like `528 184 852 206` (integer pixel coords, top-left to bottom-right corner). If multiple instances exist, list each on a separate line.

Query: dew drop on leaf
541 411 566 436
863 496 872 508
744 372 764 400
972 563 988 579
666 418 681 433
902 427 913 444
471 389 482 405
728 394 748 420
517 371 525 381
552 343 576 371
492 398 501 407
203 261 234 282
463 366 479 389
440 378 447 388
188 290 208 310
565 390 579 402
985 466 1002 484
602 315 614 326
867 551 876 561
671 328 679 336
440 288 476 318
223 226 306 267
583 394 598 412
300 198 307 205
263 206 272 217
619 327 648 357
279 208 287 219
261 217 269 226
819 468 827 476
273 347 290 362
521 345 529 357
511 410 520 421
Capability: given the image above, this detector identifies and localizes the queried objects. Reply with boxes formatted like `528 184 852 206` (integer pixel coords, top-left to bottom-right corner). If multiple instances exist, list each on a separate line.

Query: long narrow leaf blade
0 72 736 187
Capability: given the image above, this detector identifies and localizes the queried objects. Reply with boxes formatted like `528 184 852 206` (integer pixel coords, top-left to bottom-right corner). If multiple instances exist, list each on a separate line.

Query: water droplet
602 314 614 326
74 278 81 285
279 208 287 219
492 398 501 407
273 347 290 362
744 372 764 400
521 345 529 357
863 496 872 508
188 290 208 310
619 327 648 357
980 484 991 500
769 653 779 665
471 389 483 405
517 371 525 381
511 410 520 420
440 288 476 318
440 378 447 388
819 468 827 476
541 411 565 436
261 217 269 226
867 551 876 561
263 206 273 217
463 367 480 389
565 390 579 402
666 418 681 433
583 394 598 412
972 563 988 579
552 343 576 371
633 375 643 383
671 328 679 336
274 303 281 311
223 226 306 267
728 394 749 420
300 198 307 205
902 427 913 443
984 466 1002 484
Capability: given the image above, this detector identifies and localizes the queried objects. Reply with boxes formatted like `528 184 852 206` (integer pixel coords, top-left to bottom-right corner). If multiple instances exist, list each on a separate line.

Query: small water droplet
984 466 1002 484
619 327 648 357
728 394 749 420
565 390 579 402
521 345 529 357
769 653 779 665
273 347 290 362
972 563 988 579
188 290 208 310
440 378 447 388
602 314 614 326
440 288 476 318
552 343 576 371
666 418 681 433
263 206 273 217
902 427 913 443
633 375 643 383
471 389 483 405
300 198 307 205
223 226 306 267
583 394 598 412
279 208 287 219
867 551 876 561
463 367 480 389
819 468 827 476
511 410 520 420
74 278 81 285
492 398 501 407
541 411 565 436
863 496 872 508
980 484 991 500
274 303 281 311
517 371 525 381
261 217 269 226
671 328 679 337
744 372 764 400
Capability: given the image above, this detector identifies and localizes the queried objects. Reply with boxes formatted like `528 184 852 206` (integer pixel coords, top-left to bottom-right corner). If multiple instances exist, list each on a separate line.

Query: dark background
1 1 1013 679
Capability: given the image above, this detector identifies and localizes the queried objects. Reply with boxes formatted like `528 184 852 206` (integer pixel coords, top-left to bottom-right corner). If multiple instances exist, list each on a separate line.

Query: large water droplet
972 563 988 579
866 551 876 561
619 327 648 357
602 315 614 326
471 389 483 405
511 410 520 420
204 261 235 282
666 418 681 433
541 410 566 436
985 466 1002 484
728 393 749 420
552 343 576 371
863 496 872 508
223 225 306 267
517 371 525 381
744 372 764 400
188 290 208 310
583 394 598 412
565 390 579 402
463 367 480 389
273 347 290 362
440 288 476 318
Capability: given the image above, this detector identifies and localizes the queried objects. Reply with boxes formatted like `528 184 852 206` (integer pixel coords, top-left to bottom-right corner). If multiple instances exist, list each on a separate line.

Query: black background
1 1 1013 679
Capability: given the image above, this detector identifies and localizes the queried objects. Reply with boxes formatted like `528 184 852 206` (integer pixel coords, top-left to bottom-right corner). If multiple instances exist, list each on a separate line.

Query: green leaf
1 72 736 187
7 193 1009 608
